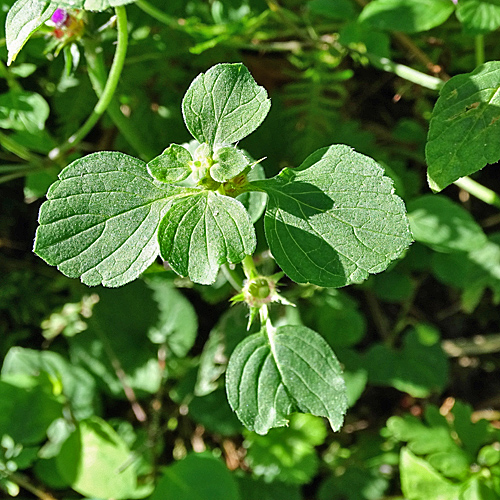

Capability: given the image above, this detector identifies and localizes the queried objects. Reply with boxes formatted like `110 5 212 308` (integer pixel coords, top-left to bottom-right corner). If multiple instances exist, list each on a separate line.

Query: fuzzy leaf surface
158 191 256 284
182 63 271 147
426 61 500 192
226 325 347 435
147 144 192 184
254 145 412 287
34 152 175 287
6 0 58 65
211 146 249 182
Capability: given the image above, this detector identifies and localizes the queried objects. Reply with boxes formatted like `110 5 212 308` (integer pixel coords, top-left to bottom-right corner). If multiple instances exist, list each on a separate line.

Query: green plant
4 0 500 499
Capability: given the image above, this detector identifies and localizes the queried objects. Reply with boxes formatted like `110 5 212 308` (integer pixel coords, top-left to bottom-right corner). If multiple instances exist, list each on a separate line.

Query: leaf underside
254 144 412 288
426 61 500 192
34 152 173 287
226 325 347 435
158 191 256 285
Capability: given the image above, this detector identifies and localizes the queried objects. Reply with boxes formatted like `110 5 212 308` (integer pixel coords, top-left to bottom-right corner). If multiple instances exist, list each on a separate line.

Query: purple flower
51 8 68 27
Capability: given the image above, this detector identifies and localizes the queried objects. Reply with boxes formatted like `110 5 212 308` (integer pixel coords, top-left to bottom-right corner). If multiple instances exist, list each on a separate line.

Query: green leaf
237 476 302 500
69 281 162 397
211 146 249 182
0 91 50 133
308 0 356 20
254 145 412 288
363 327 448 398
226 325 347 435
182 63 271 147
34 152 175 288
457 0 500 35
146 277 198 358
196 304 259 397
244 414 326 485
452 400 490 457
150 452 240 500
147 144 192 184
426 61 500 192
5 0 57 65
358 0 455 33
408 195 487 253
2 347 96 419
158 191 256 285
56 417 137 500
0 375 63 445
237 163 267 223
400 448 461 500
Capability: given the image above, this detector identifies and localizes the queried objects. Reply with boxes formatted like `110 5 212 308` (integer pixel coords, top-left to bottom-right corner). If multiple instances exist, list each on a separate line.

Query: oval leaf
226 325 347 435
56 417 137 499
158 191 256 284
211 146 249 182
0 91 50 133
408 194 487 252
182 63 271 147
6 0 57 65
254 145 412 288
426 61 500 192
147 144 192 184
34 152 174 287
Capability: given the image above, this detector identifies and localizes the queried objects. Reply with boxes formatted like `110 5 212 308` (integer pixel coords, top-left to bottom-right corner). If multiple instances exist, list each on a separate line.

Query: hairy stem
242 254 258 280
454 176 500 210
48 6 129 161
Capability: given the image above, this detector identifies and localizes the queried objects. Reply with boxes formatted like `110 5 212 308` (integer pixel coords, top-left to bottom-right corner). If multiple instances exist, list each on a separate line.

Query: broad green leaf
363 327 448 398
358 0 455 33
226 325 347 435
211 146 249 182
2 347 96 419
0 91 50 133
457 0 500 35
56 417 137 499
34 152 175 287
339 21 391 59
426 61 500 192
400 448 461 500
243 414 326 484
408 195 487 253
147 144 192 184
254 145 412 288
150 452 240 500
158 191 256 285
427 450 470 479
6 0 57 65
182 63 271 147
0 374 63 444
459 479 498 500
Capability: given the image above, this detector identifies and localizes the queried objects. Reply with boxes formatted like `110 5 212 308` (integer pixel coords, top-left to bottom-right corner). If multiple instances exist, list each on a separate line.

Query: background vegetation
2 0 500 499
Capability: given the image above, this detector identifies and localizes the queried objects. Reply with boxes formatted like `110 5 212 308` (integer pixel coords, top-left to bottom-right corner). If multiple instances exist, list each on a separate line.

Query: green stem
242 254 258 280
135 0 177 27
364 52 445 91
221 264 244 291
48 6 129 161
83 40 156 160
475 35 485 67
0 130 39 162
454 176 500 210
